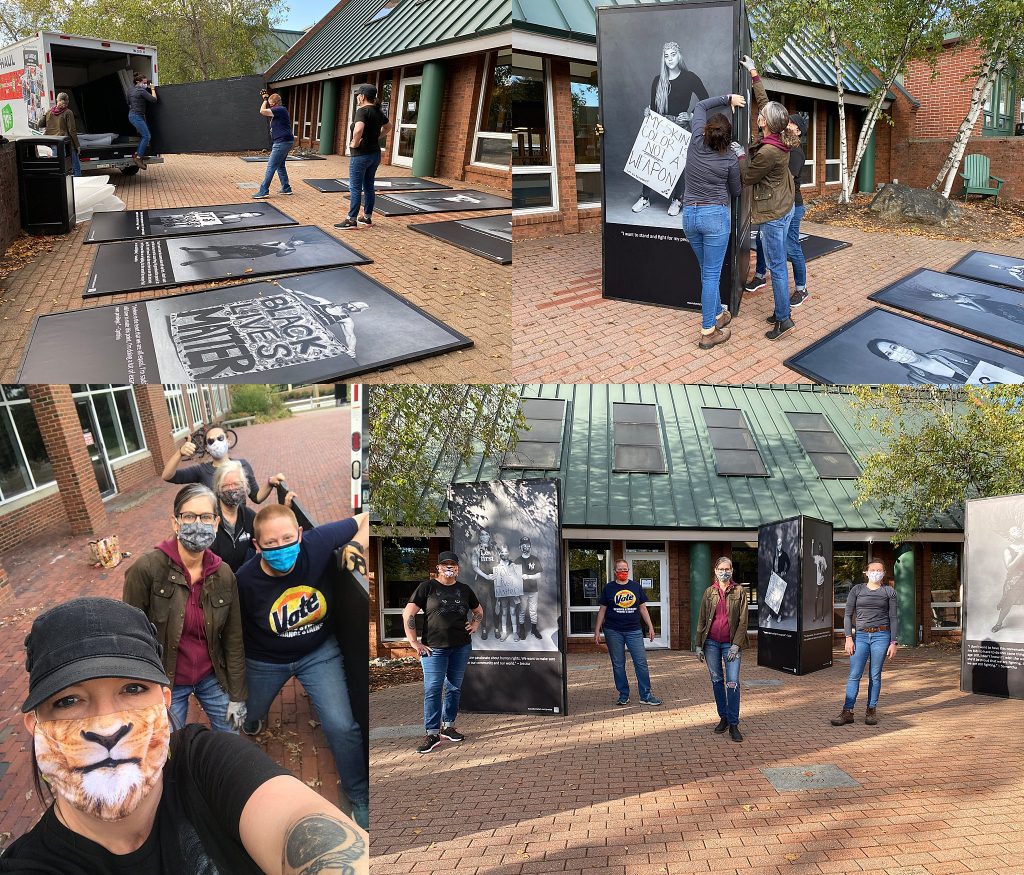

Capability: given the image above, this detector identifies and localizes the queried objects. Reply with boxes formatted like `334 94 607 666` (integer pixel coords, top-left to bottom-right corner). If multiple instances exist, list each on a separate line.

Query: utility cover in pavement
762 765 860 791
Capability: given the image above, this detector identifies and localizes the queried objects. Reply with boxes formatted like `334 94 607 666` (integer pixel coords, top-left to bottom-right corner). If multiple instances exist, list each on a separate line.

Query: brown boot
698 327 731 349
864 707 878 725
716 308 732 330
830 709 854 726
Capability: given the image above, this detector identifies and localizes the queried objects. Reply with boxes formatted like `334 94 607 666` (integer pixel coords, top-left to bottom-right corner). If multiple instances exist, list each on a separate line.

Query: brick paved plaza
0 405 352 847
514 222 1024 384
371 648 1023 875
0 155 512 384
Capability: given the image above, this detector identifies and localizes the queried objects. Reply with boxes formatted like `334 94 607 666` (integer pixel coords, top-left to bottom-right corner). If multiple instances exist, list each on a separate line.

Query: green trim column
319 79 339 155
410 61 445 177
689 543 710 651
857 120 876 193
893 544 916 647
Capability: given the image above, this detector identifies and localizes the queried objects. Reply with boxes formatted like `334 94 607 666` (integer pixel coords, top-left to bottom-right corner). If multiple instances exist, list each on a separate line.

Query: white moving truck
0 31 161 174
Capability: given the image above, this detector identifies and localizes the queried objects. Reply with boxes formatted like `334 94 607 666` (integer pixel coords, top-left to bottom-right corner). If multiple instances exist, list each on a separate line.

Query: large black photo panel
757 516 801 673
449 479 568 716
20 268 473 383
149 75 271 153
85 203 298 244
597 0 751 310
799 516 834 674
961 493 1024 699
947 251 1024 292
303 177 453 193
84 226 371 297
785 308 1024 385
409 215 512 264
869 269 1024 352
372 190 512 216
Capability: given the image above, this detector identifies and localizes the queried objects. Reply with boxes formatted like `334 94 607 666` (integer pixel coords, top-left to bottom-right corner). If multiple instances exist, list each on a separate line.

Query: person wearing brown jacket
123 483 247 733
42 92 81 177
695 557 750 742
738 55 801 340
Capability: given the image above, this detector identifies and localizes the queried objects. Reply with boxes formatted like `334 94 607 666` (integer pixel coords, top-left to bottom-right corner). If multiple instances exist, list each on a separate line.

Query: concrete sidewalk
371 648 1023 875
0 405 354 846
513 222 1024 384
0 154 512 384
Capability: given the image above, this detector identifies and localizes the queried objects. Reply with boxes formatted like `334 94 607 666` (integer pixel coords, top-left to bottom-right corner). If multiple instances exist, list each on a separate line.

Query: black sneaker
241 718 264 736
729 724 744 742
439 726 465 742
417 734 442 754
615 695 629 706
744 275 767 293
357 214 373 226
531 628 542 639
765 318 795 341
790 288 809 307
334 219 359 230
714 718 729 734
765 313 781 324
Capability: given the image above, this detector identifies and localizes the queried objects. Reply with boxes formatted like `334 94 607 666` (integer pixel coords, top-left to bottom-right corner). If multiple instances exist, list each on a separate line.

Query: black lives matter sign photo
85 202 298 244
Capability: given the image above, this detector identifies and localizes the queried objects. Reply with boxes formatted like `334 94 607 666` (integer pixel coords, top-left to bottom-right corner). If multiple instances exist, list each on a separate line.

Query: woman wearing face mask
402 551 484 755
3 597 368 873
211 461 297 572
123 484 247 734
831 561 898 726
695 557 749 742
161 423 285 505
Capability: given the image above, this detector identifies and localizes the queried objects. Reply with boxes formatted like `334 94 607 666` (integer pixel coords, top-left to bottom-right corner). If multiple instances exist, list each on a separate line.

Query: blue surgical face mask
261 540 300 572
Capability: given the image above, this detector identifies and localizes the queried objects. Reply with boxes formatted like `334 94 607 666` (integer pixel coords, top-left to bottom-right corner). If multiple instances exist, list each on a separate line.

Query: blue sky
279 0 339 30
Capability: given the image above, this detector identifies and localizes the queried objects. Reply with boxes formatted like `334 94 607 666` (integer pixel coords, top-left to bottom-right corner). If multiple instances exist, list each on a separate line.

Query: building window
186 385 203 428
825 104 842 184
793 97 815 185
503 397 566 469
380 538 430 640
70 386 146 462
930 548 961 630
472 50 512 168
367 0 400 24
0 386 55 504
163 385 188 435
983 70 1016 135
612 403 667 473
512 54 557 212
567 540 611 635
702 407 768 477
784 411 860 478
833 548 868 632
730 543 760 630
571 61 601 207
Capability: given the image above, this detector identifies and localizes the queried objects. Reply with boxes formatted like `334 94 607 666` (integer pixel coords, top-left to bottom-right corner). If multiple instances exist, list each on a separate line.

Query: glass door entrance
627 551 669 648
392 76 422 167
75 399 116 498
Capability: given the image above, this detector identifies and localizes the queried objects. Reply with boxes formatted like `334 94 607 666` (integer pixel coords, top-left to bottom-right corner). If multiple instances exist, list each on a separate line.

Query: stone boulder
869 183 962 227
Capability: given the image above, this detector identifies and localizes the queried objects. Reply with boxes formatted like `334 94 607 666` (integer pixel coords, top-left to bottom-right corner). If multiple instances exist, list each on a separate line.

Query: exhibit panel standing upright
597 0 751 312
961 493 1024 699
757 515 834 674
448 479 569 716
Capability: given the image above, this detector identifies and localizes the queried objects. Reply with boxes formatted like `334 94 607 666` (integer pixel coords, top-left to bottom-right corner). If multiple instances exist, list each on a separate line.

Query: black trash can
1016 122 1024 137
15 136 76 235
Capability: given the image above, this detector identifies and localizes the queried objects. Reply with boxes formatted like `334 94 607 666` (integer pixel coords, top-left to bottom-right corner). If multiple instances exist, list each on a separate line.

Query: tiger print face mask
33 702 170 821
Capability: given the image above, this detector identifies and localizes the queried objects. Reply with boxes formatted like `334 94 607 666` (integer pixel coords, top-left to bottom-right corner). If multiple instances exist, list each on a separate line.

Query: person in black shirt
0 597 366 874
335 83 392 231
402 551 483 755
209 460 294 572
516 536 544 640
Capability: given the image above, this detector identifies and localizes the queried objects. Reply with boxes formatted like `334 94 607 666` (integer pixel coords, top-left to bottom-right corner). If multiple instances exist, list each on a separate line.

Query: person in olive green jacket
123 483 247 733
696 557 750 742
42 92 81 177
738 55 801 341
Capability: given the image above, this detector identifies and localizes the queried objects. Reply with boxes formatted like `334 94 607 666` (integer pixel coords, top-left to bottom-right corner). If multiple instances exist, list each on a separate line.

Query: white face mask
206 436 229 460
441 566 457 579
866 570 885 584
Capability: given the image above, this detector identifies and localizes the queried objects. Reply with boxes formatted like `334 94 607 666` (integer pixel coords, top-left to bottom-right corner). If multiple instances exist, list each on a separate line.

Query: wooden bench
960 153 1005 203
222 415 255 428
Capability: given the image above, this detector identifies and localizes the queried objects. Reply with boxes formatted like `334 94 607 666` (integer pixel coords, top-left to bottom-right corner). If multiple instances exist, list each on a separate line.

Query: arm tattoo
406 617 416 630
283 814 366 875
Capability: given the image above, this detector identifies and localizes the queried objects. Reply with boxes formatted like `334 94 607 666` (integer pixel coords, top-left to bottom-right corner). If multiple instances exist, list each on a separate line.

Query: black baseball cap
438 551 460 564
353 83 377 101
22 597 170 713
520 536 531 545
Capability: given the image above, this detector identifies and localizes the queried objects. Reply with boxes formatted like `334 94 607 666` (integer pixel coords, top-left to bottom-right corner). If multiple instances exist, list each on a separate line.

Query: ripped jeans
703 639 741 725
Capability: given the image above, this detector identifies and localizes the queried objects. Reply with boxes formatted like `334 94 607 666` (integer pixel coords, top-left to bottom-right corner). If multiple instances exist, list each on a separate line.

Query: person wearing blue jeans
335 83 391 230
235 507 370 828
594 559 663 706
759 204 795 327
126 73 157 169
347 151 381 222
254 91 294 199
171 672 234 733
681 92 744 349
404 551 484 754
832 561 898 726
696 557 749 742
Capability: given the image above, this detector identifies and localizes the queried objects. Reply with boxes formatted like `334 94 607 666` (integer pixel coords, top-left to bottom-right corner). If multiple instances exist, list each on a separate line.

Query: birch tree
930 0 1024 199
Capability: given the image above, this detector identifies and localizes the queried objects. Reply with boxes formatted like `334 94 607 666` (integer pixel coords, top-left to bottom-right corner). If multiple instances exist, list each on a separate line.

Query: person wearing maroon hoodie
123 483 247 733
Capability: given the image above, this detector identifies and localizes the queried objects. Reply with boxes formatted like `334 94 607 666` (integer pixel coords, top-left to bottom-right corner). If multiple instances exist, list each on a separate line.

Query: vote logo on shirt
613 589 637 610
270 586 327 636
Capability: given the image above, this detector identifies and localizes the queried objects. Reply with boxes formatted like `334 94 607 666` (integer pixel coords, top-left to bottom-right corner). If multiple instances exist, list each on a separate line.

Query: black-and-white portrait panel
963 494 1024 644
801 517 833 632
785 308 1024 386
84 203 297 244
758 517 801 632
948 251 1024 292
598 2 735 230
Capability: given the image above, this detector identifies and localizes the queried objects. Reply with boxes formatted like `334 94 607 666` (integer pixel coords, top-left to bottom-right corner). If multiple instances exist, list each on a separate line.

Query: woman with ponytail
42 92 81 176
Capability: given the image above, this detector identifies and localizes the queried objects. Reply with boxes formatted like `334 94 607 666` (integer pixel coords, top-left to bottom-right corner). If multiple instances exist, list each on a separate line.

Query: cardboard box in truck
0 31 162 174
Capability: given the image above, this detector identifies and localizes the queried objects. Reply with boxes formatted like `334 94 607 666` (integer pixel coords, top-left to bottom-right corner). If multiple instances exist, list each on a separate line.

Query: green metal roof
269 28 307 55
450 385 963 533
513 0 894 99
271 0 510 82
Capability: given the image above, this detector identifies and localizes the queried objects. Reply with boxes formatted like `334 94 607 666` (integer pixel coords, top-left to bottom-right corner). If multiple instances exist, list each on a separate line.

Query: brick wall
0 556 10 609
134 386 179 474
0 142 20 259
894 136 1024 200
0 490 68 554
111 454 157 493
905 43 985 139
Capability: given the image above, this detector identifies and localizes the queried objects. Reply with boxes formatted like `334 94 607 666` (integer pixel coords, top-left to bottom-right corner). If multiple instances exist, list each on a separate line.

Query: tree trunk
825 22 852 203
931 55 1002 198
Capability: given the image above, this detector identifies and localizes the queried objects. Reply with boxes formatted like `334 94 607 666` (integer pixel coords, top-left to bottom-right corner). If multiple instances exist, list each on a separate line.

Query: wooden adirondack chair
959 154 1005 203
